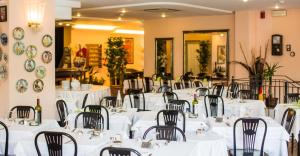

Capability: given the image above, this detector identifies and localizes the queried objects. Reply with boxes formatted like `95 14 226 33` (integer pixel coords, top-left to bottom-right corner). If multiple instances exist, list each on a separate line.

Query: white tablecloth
124 90 265 117
0 119 59 155
14 129 128 156
56 85 111 112
209 117 290 156
275 104 300 137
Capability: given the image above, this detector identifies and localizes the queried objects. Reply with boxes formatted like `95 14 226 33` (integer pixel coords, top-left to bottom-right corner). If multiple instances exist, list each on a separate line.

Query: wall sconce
26 0 46 29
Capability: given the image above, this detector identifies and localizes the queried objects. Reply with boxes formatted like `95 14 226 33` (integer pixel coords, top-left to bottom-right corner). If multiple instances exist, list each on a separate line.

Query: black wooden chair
0 121 8 156
56 100 69 127
230 118 267 156
281 108 296 153
227 82 239 98
173 82 183 90
238 89 254 99
9 106 35 119
100 147 141 156
84 105 109 130
156 110 186 132
286 93 300 103
74 112 104 130
163 91 179 103
192 80 203 88
167 100 191 113
81 93 89 109
100 96 117 107
196 87 210 97
157 85 172 93
212 84 224 96
128 89 148 111
143 125 186 142
204 95 224 117
142 77 154 93
159 77 172 88
35 131 77 156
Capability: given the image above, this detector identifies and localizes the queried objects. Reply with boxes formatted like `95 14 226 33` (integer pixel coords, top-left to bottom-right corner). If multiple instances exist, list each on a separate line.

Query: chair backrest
163 91 179 103
142 77 154 93
281 108 296 134
143 125 186 142
157 85 172 93
82 93 89 109
0 121 8 156
195 87 209 97
238 89 254 100
84 105 109 130
181 78 192 89
286 93 300 103
74 112 104 130
233 118 267 156
100 147 141 156
227 82 239 98
204 95 224 117
156 110 186 132
100 96 117 107
173 82 183 90
56 100 69 127
35 131 77 156
193 80 203 88
9 105 35 119
212 84 224 96
167 100 191 113
128 89 146 111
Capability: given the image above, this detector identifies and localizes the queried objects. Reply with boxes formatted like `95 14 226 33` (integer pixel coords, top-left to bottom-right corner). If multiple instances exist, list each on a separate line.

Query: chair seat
229 149 268 156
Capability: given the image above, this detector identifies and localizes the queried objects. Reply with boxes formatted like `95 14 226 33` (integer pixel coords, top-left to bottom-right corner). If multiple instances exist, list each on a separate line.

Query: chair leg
291 133 294 155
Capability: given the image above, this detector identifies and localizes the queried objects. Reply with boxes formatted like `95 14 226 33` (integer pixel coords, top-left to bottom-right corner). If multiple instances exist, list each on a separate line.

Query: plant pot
265 97 278 109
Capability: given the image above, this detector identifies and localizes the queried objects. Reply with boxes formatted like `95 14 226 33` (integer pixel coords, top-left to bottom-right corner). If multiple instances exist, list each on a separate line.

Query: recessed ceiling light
275 4 280 9
118 17 122 21
220 33 224 37
76 12 81 17
66 23 70 26
243 0 248 2
73 24 116 30
121 9 127 14
58 23 63 26
161 13 166 18
115 29 144 35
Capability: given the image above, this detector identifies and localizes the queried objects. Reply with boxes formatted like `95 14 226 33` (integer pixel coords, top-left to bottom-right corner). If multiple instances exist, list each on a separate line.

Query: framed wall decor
217 45 226 64
86 44 102 67
124 38 134 64
0 6 7 22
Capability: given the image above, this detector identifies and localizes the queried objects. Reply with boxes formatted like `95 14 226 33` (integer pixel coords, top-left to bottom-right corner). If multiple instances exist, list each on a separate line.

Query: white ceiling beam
56 0 81 8
55 0 81 20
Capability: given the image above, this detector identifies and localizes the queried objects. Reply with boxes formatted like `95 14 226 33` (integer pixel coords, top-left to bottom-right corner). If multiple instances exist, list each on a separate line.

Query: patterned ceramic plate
42 34 52 47
41 51 52 64
13 27 24 40
35 66 46 79
16 79 28 93
0 65 7 80
33 79 44 93
13 41 25 55
0 33 8 45
3 53 8 63
24 59 36 72
25 45 37 59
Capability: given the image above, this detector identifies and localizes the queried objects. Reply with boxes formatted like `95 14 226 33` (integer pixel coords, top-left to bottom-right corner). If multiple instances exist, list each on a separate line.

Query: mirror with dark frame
155 38 174 79
183 30 229 80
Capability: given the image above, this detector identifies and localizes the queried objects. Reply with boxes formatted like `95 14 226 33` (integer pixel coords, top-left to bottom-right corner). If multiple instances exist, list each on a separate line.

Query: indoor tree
196 40 211 77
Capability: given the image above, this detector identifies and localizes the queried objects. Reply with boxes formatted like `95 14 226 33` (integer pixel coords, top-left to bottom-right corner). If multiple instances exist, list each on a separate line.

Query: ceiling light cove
161 13 166 18
115 29 144 35
73 24 117 30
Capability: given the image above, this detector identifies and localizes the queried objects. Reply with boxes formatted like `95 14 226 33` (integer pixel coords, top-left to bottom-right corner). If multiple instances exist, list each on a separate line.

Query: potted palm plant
104 37 127 96
264 63 282 108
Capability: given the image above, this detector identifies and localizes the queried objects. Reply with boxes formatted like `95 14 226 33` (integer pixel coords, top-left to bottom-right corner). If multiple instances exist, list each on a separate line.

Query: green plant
104 37 127 86
264 62 282 97
196 41 211 74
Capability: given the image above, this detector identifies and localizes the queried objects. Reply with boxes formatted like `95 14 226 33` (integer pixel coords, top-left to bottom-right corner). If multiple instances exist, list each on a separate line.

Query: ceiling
73 0 300 21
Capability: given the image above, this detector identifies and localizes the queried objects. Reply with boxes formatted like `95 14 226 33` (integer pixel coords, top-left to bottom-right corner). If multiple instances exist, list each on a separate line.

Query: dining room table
0 119 59 155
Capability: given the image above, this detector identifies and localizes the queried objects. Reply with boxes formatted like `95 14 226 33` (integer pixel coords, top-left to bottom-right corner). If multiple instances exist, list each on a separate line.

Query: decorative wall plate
0 33 8 45
0 65 7 80
13 27 24 40
42 34 52 47
24 59 36 72
13 41 25 55
35 66 46 79
16 79 28 93
33 79 44 93
3 53 8 63
41 51 52 64
0 50 2 61
25 45 37 59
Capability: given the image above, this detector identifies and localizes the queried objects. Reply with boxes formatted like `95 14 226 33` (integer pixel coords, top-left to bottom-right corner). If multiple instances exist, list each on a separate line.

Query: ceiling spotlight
220 33 224 37
76 12 81 17
161 13 166 18
121 9 127 14
275 3 280 9
66 23 70 26
243 0 248 2
58 22 63 26
118 17 122 21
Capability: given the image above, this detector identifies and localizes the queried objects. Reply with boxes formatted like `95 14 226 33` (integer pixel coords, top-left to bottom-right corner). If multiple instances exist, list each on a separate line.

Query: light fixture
243 0 248 2
121 8 127 14
220 33 224 37
73 24 116 30
76 12 81 17
115 29 144 35
65 23 71 26
275 3 280 9
118 17 122 21
58 22 63 26
161 13 166 18
26 0 46 29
